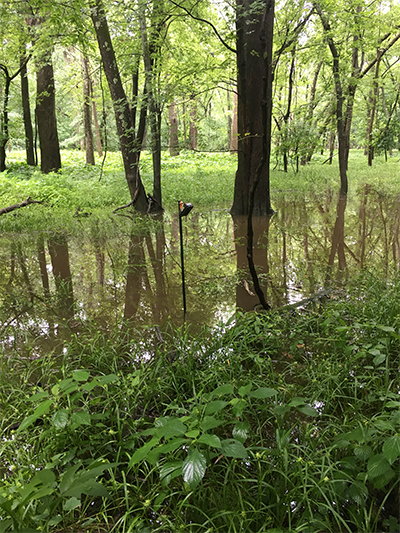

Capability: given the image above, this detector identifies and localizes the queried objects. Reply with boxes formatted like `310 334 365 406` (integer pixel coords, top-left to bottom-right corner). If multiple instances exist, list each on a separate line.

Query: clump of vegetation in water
1 271 399 532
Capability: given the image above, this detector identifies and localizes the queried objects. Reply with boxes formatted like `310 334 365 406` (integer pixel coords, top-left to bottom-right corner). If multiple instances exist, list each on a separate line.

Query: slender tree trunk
140 6 162 210
168 101 179 156
282 49 295 173
90 0 148 212
81 54 95 165
303 60 323 164
20 53 35 166
366 51 382 166
36 53 61 173
189 94 198 150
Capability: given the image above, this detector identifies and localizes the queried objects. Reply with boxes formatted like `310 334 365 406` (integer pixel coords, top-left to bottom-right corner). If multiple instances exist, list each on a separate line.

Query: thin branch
168 0 236 54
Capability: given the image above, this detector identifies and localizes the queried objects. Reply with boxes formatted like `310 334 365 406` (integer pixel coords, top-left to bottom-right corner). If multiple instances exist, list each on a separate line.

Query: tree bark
231 0 274 216
36 53 61 173
20 52 35 166
366 50 382 166
90 0 148 213
168 101 179 156
189 94 198 150
81 54 95 165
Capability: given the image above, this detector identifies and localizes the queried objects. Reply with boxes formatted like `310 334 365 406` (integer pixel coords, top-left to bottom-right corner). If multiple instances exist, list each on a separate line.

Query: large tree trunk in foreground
20 53 35 166
231 0 274 216
90 0 148 213
36 54 61 174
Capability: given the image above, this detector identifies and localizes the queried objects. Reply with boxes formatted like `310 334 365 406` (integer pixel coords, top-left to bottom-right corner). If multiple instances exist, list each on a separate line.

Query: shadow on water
1 187 400 357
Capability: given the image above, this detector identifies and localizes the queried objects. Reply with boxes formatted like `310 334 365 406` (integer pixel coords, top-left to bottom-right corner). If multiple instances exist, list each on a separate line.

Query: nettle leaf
71 411 91 427
72 370 90 382
182 449 207 489
211 384 234 398
367 454 391 479
200 416 224 432
297 405 319 417
373 353 387 366
63 497 81 511
204 401 229 416
220 439 248 458
354 444 372 461
238 383 252 397
382 435 400 464
232 421 250 443
52 409 69 429
154 418 187 438
249 387 277 399
197 434 221 448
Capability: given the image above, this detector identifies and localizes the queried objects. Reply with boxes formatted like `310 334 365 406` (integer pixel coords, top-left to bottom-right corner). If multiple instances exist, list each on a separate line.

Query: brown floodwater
1 187 400 357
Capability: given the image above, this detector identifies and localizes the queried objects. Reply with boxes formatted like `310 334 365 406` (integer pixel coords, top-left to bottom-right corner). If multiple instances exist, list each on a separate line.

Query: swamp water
1 187 399 358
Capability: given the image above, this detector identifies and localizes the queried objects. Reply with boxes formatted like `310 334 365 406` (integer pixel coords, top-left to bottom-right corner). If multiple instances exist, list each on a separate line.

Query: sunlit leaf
63 497 81 511
197 434 221 448
72 370 90 382
52 409 69 429
211 384 234 397
204 401 228 415
232 421 250 443
249 387 277 399
182 449 207 489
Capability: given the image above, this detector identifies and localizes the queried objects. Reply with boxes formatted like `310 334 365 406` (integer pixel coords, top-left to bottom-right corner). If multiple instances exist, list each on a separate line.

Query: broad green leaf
129 438 159 467
386 401 400 408
370 467 395 490
377 325 395 333
297 405 319 417
231 399 247 416
63 497 81 511
238 383 252 397
52 409 69 429
82 380 99 392
354 444 372 461
367 454 391 480
211 384 234 397
197 434 221 448
373 353 387 366
182 449 207 489
17 399 54 433
185 429 200 439
71 411 91 426
382 435 400 464
59 463 82 495
154 418 187 438
249 387 277 399
233 421 250 443
72 370 90 382
220 439 248 458
200 416 224 431
289 397 307 407
204 401 228 416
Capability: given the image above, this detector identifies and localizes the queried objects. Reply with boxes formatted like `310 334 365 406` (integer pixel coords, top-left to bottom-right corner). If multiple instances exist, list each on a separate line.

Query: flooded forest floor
1 151 400 532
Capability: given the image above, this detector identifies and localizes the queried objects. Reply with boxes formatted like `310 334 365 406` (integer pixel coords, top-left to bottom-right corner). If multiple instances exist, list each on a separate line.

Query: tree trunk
231 0 274 216
189 94 198 150
36 53 61 173
20 53 35 166
90 0 148 213
140 5 162 210
92 100 103 157
230 88 238 153
81 54 95 165
169 101 179 156
282 48 296 173
366 50 382 166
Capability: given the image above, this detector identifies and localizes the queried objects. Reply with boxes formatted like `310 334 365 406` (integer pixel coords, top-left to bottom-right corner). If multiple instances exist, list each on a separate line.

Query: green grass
1 271 400 532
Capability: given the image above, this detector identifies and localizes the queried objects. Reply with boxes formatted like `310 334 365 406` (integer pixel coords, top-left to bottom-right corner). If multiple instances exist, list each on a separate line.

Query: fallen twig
0 196 43 216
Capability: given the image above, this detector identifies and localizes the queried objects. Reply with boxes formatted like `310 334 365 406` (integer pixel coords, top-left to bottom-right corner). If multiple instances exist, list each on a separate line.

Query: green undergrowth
1 271 400 532
1 149 400 234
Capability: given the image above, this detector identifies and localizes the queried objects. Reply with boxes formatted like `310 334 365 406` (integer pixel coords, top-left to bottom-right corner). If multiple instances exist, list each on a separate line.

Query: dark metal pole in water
178 201 193 317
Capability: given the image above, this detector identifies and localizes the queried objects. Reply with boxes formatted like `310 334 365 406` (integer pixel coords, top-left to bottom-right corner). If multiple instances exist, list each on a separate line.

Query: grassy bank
1 271 400 532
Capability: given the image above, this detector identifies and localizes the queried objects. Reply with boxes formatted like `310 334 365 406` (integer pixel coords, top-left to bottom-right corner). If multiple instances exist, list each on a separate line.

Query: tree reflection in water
1 190 400 357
